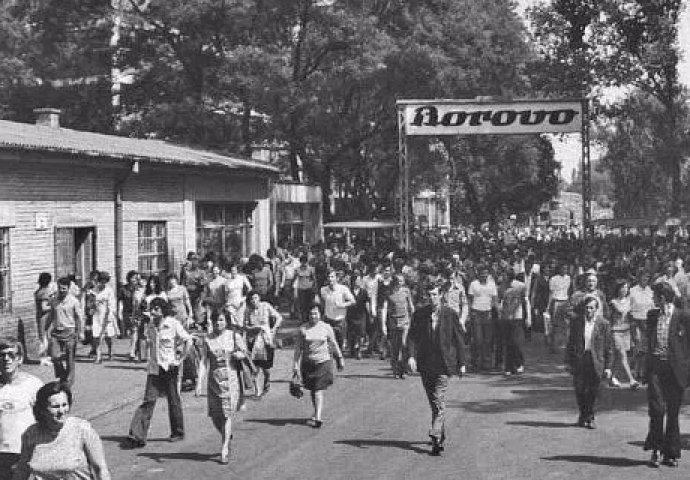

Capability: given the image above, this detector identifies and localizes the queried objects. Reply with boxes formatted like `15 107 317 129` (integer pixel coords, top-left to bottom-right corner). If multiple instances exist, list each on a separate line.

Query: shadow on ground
450 345 649 415
542 454 649 467
334 439 430 455
137 452 219 463
244 417 310 427
506 420 576 428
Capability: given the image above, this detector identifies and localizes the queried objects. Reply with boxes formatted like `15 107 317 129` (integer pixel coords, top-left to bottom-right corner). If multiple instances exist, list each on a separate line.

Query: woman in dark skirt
238 291 283 397
293 302 344 428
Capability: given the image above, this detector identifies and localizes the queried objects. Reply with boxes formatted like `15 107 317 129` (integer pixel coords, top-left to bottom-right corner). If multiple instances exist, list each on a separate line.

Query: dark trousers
471 310 493 370
0 453 19 480
573 352 601 422
49 332 77 386
500 320 525 373
420 371 450 443
297 289 314 323
644 356 685 458
129 367 184 442
325 318 345 351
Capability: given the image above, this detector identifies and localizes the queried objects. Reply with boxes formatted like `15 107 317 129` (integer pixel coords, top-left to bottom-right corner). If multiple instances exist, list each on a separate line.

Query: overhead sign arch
396 98 591 249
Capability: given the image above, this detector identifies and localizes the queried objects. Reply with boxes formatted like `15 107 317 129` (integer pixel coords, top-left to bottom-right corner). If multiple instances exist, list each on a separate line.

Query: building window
196 203 254 261
276 203 305 248
138 222 168 277
0 229 10 312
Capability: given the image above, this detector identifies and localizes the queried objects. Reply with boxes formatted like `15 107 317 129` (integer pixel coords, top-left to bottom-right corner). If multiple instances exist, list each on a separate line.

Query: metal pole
397 106 407 250
404 134 410 250
581 99 592 242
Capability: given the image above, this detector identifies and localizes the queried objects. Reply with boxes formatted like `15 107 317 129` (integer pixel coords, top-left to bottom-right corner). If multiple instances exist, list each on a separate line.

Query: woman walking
92 271 118 363
12 381 110 480
609 280 639 388
201 312 248 464
166 274 193 328
136 275 167 363
293 302 344 428
239 291 283 397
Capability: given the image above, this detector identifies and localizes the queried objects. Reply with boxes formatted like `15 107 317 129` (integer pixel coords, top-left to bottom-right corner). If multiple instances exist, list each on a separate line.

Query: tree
529 0 690 216
0 0 113 132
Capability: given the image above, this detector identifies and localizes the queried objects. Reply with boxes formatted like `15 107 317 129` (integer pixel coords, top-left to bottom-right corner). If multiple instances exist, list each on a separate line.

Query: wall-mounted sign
35 213 51 230
401 100 584 136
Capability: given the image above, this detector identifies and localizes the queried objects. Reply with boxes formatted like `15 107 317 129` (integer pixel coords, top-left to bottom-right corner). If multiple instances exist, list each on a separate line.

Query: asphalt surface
22 335 690 480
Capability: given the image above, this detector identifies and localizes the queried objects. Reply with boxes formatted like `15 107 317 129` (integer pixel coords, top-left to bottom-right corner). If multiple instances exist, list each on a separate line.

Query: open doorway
55 227 96 287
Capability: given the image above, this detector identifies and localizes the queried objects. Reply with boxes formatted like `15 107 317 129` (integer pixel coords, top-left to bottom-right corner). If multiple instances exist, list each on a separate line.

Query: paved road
24 337 690 480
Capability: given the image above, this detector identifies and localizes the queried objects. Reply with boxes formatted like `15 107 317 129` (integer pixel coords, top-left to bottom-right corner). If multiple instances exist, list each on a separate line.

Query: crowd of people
3 225 690 477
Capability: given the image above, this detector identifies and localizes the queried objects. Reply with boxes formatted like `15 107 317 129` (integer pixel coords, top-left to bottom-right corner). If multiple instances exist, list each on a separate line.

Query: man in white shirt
468 267 498 372
320 270 355 351
0 338 43 478
126 298 193 448
547 263 571 351
47 277 85 386
362 265 381 355
630 270 655 382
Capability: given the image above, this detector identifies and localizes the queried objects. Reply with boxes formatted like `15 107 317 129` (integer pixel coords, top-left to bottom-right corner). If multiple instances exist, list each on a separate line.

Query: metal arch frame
396 98 592 251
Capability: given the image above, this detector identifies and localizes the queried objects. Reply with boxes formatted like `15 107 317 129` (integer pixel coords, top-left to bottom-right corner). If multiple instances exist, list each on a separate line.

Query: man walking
644 282 690 467
47 277 85 386
408 285 466 456
0 338 43 478
126 298 193 448
565 295 613 429
320 270 355 352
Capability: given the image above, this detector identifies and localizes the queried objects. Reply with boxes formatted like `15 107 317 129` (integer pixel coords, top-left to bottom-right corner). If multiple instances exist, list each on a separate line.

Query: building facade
0 113 278 354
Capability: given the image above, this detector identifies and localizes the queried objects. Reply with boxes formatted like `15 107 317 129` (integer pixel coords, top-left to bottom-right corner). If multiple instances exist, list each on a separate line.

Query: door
55 227 96 287
74 228 95 286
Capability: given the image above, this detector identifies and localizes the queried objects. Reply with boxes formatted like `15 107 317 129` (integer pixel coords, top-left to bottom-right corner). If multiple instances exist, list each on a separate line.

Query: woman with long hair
609 280 639 389
137 275 167 362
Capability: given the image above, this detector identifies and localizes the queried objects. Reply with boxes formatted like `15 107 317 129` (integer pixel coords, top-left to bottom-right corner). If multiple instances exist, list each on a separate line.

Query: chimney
33 108 61 128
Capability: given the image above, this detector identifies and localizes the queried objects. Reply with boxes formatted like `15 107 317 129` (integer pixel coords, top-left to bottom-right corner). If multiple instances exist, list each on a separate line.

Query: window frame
138 221 168 278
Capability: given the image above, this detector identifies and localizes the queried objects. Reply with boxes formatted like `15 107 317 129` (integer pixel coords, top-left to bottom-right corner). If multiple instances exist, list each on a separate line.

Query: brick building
0 110 279 354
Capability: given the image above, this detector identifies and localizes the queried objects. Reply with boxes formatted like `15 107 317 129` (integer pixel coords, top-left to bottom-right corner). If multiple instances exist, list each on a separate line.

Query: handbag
289 371 304 399
251 333 269 361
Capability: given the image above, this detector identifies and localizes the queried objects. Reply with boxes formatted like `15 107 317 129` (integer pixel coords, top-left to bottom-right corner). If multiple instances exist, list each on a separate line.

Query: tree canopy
0 0 560 225
529 0 690 217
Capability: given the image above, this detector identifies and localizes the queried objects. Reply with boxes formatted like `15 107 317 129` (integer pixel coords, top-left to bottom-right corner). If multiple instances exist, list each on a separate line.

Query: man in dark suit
565 294 613 429
644 282 690 467
408 284 466 456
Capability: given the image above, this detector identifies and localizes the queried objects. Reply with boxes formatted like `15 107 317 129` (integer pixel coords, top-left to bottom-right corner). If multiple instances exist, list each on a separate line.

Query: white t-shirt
629 285 655 320
226 275 251 309
0 372 43 453
549 275 571 301
468 280 497 312
320 284 355 321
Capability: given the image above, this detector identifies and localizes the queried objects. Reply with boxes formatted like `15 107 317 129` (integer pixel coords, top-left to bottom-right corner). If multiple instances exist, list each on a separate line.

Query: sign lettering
403 100 583 135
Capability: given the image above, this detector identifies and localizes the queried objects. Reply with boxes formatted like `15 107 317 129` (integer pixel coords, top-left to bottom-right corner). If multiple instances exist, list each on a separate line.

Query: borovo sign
403 100 583 136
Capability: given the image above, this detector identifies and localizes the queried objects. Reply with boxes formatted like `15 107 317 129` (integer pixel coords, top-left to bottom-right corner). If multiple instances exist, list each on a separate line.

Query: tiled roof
0 120 280 174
